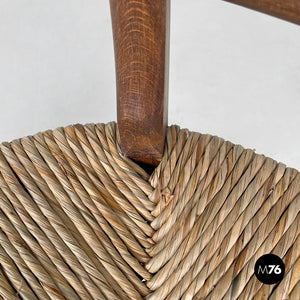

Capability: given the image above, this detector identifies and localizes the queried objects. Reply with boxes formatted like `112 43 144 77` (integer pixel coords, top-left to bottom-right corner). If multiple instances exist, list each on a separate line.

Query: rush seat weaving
0 122 299 299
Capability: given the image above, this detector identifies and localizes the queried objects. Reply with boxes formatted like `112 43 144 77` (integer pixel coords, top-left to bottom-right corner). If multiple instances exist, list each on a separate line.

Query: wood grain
224 0 300 25
110 0 170 166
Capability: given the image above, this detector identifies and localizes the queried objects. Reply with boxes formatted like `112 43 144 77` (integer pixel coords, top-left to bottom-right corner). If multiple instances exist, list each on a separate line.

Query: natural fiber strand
0 122 298 299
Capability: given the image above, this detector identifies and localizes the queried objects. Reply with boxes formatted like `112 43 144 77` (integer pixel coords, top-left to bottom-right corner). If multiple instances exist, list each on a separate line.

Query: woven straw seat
0 121 299 299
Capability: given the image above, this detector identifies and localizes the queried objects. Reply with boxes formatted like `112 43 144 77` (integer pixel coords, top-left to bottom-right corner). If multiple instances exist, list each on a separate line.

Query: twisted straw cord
0 265 21 300
0 226 50 299
1 123 151 299
0 242 38 300
198 192 300 300
0 185 86 300
146 149 258 289
146 140 238 261
0 122 298 300
0 140 122 299
145 126 299 299
2 139 112 299
62 125 154 235
43 129 151 265
179 166 296 299
238 233 300 299
43 127 151 285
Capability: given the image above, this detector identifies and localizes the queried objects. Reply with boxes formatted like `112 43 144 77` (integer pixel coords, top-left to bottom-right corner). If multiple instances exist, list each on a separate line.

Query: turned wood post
110 0 170 166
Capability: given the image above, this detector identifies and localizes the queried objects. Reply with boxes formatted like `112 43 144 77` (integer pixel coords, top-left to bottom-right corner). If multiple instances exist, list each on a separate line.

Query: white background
0 0 299 169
